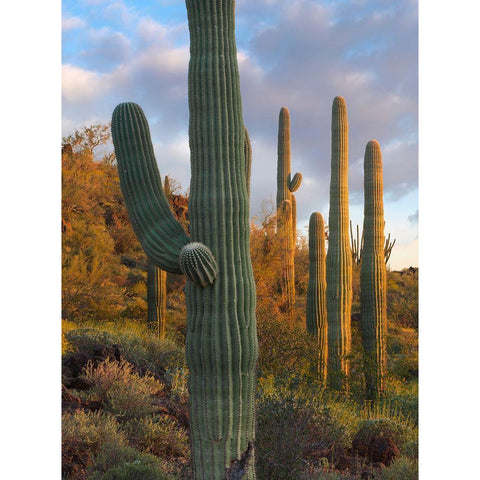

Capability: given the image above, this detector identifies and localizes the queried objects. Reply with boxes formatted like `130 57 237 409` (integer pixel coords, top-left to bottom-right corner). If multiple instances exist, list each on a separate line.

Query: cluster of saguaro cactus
360 140 388 400
147 258 167 339
307 99 391 399
325 96 353 391
306 212 328 383
276 107 302 313
111 1 258 478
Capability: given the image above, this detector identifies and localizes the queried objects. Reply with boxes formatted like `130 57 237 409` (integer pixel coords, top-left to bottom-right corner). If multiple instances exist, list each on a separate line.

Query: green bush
308 406 350 458
87 442 169 480
380 380 418 424
62 410 125 479
256 314 317 379
376 456 418 480
256 392 312 479
124 414 189 459
79 358 163 420
255 389 349 480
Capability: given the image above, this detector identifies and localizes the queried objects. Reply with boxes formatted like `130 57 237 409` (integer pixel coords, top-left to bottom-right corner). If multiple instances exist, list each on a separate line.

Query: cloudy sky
62 0 418 270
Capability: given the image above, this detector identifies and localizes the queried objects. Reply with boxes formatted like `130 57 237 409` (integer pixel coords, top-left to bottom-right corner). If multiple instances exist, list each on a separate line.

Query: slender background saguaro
360 140 387 401
326 96 353 391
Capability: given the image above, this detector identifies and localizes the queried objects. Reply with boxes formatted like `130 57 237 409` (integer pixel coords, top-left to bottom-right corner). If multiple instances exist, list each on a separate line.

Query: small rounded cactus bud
179 242 218 287
289 172 302 192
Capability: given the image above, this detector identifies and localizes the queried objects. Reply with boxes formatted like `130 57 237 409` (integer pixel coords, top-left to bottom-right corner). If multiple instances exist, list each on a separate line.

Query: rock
63 352 90 377
352 433 399 467
92 344 120 362
63 343 122 379
369 436 399 465
63 377 92 391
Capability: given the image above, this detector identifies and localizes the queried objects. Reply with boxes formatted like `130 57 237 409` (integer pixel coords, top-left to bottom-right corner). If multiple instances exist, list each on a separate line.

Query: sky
62 0 418 270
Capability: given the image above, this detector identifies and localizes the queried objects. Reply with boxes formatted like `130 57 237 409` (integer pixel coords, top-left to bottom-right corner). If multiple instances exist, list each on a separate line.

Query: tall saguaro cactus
111 1 258 478
276 106 302 313
147 258 167 339
306 212 328 384
326 96 353 391
360 140 387 400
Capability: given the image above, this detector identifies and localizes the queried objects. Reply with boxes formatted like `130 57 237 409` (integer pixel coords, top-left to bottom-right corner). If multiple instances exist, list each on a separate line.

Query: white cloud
62 16 86 32
62 65 111 103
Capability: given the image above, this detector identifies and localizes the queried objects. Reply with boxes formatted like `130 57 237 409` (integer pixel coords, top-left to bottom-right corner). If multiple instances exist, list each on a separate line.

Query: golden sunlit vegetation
62 125 418 480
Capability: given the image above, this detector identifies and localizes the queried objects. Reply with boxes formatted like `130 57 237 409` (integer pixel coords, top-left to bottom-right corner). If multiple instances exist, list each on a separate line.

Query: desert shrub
387 270 418 329
79 358 163 420
87 442 169 480
124 414 189 459
306 405 350 462
309 471 356 480
62 319 78 355
256 314 317 380
380 380 418 424
64 325 185 382
375 456 418 480
256 392 315 479
62 410 125 479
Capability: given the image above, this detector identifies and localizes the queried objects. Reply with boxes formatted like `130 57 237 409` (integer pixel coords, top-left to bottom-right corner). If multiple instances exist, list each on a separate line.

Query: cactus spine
111 1 258 478
276 107 302 313
306 212 328 383
147 258 167 339
360 140 387 400
326 96 353 391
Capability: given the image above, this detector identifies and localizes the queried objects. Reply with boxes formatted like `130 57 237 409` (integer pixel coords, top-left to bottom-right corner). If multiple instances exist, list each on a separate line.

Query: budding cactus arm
289 172 302 192
112 102 217 286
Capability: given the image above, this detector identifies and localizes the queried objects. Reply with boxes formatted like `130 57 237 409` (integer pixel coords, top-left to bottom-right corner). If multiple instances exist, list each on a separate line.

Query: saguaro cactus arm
289 172 302 192
384 233 396 264
350 220 395 266
111 102 218 287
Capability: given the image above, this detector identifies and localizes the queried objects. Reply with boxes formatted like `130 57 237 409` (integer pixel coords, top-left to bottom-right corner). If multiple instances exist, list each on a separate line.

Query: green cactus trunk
326 96 353 391
185 1 257 477
276 107 302 314
306 212 328 384
147 258 167 339
111 2 257 478
360 140 387 401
